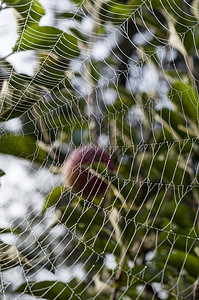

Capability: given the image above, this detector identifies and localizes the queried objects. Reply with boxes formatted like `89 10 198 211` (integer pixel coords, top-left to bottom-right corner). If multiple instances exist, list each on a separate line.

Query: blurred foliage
16 279 89 300
0 169 5 177
0 0 199 299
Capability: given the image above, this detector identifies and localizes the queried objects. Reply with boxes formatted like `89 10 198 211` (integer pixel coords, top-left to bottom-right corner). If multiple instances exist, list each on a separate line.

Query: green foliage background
1 0 199 299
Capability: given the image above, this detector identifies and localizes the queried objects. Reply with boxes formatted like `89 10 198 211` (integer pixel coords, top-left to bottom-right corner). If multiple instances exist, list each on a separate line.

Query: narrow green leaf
4 0 45 27
16 279 87 300
43 186 67 213
14 25 80 59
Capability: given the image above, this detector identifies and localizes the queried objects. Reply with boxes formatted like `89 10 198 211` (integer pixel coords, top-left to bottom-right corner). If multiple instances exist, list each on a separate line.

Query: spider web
0 0 199 299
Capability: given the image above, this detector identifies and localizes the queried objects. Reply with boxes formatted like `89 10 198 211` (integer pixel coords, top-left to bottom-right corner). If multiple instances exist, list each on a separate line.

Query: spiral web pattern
0 0 199 299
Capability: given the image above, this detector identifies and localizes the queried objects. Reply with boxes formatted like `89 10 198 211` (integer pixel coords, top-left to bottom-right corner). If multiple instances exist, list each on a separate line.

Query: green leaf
103 0 142 24
59 204 105 229
0 134 46 163
14 25 80 59
33 54 68 88
158 227 199 254
4 0 45 28
169 82 199 124
129 263 172 284
16 279 87 300
153 157 190 185
55 12 82 22
158 251 199 278
0 170 5 177
136 9 166 38
0 240 32 271
159 201 196 228
43 186 67 213
136 149 191 186
4 0 19 3
155 108 190 140
0 72 40 121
